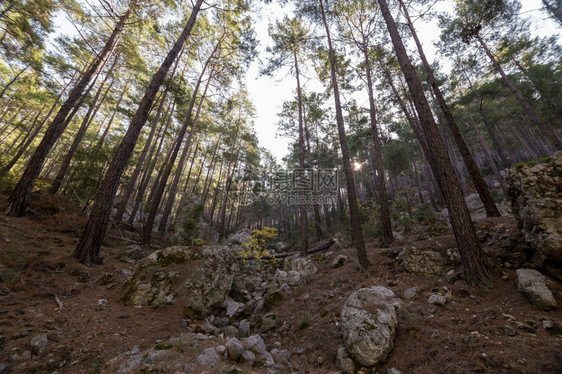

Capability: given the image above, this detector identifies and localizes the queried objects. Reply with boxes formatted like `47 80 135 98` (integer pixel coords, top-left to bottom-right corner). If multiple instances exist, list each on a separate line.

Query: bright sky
248 0 561 164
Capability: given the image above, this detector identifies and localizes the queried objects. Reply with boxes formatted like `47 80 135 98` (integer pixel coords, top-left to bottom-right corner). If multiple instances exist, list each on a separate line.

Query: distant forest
0 0 560 290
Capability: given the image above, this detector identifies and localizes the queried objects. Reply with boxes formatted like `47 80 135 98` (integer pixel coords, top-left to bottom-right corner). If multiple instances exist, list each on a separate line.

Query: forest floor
0 192 561 374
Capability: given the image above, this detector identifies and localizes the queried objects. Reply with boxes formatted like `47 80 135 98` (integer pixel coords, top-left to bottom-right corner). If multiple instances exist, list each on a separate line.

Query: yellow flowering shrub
238 227 278 269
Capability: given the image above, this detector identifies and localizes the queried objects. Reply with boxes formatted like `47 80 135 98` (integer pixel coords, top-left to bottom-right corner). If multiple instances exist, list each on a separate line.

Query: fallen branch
250 238 335 260
54 294 63 310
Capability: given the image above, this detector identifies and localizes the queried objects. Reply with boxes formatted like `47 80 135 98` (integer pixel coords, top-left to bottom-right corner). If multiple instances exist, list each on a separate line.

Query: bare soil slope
0 193 561 373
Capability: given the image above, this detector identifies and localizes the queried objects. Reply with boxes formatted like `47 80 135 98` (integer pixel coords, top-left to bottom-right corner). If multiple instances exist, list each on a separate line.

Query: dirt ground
0 193 561 373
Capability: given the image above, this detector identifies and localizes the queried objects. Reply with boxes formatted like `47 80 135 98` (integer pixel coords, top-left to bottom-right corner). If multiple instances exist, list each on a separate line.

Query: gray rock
226 338 244 361
238 320 250 338
95 298 111 311
504 324 518 337
123 246 238 317
336 346 355 374
117 354 144 373
216 345 227 355
0 363 7 374
227 229 252 245
286 256 318 278
273 270 302 287
541 318 562 336
196 347 220 367
445 269 460 284
30 333 48 355
241 350 256 365
403 287 418 300
244 334 268 356
276 242 287 251
427 294 447 307
223 325 239 338
125 244 147 260
386 369 403 374
514 321 535 332
516 269 557 311
243 334 274 367
142 349 169 365
224 298 243 318
331 254 349 269
397 248 446 276
506 152 562 280
340 287 400 367
260 314 276 332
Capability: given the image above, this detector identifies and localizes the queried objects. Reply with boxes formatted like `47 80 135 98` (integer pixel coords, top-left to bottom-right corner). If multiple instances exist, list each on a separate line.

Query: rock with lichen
340 287 400 367
506 152 562 279
122 246 237 318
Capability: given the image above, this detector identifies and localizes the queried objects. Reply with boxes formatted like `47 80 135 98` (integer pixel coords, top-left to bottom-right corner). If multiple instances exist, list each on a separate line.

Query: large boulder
516 268 557 311
340 287 400 367
396 247 446 276
227 229 252 245
122 246 238 318
506 152 562 279
286 256 318 278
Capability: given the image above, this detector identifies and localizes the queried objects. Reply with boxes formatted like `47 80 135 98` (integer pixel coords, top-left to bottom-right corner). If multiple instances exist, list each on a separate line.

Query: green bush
412 203 438 224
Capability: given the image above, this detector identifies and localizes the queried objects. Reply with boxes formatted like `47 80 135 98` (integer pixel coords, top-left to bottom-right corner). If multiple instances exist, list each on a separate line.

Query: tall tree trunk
476 97 510 167
304 116 323 240
319 0 369 271
92 77 131 153
400 0 500 217
0 109 44 176
50 57 120 194
117 45 186 223
0 66 28 101
294 51 309 255
5 6 133 216
0 108 24 145
158 67 212 236
475 33 562 149
362 44 393 246
377 0 492 290
73 0 204 264
142 48 213 246
127 100 175 225
466 105 506 197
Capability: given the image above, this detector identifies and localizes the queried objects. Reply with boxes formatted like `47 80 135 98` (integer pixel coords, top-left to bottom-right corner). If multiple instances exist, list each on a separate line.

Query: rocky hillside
0 154 561 374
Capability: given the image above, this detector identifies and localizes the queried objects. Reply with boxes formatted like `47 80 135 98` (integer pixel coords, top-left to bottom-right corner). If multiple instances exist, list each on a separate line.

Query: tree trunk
362 44 393 246
92 77 131 153
476 97 510 167
400 0 500 217
5 6 132 216
0 109 44 176
378 0 492 290
466 105 506 197
114 93 168 222
158 66 212 236
127 101 174 225
319 0 369 271
50 57 119 194
294 51 309 255
0 66 28 101
304 114 323 240
475 33 562 149
73 0 204 264
142 52 213 246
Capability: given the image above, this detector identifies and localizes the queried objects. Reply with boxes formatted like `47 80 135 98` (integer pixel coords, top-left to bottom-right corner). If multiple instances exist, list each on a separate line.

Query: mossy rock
123 246 238 318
